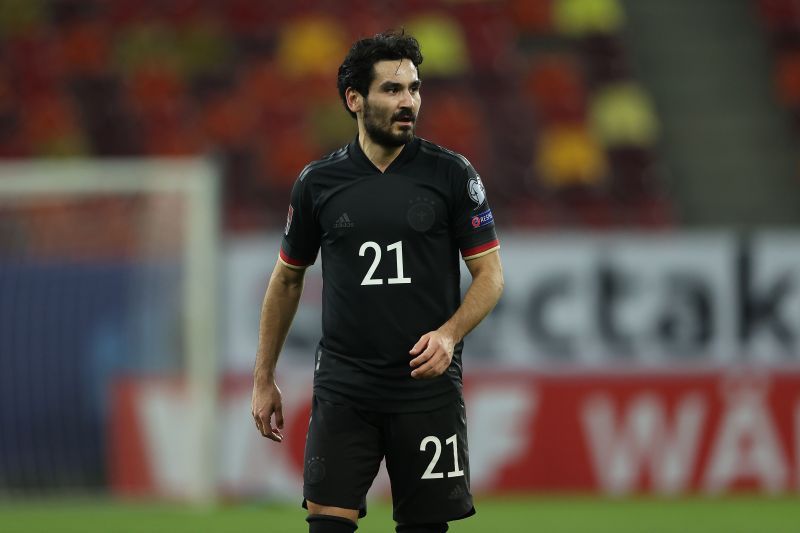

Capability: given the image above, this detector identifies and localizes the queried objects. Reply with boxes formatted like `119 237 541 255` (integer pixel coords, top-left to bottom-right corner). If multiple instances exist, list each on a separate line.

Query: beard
363 98 416 148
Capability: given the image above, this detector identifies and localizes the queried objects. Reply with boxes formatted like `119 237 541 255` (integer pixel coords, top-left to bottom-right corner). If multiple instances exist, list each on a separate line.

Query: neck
357 125 406 172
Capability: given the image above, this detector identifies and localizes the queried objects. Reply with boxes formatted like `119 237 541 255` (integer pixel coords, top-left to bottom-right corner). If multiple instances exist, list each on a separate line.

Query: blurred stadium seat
0 0 673 229
523 54 587 124
404 12 470 77
552 0 625 37
756 0 800 175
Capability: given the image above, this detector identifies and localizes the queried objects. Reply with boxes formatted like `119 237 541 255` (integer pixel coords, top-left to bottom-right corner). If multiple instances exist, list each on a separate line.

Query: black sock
396 523 449 533
307 514 358 533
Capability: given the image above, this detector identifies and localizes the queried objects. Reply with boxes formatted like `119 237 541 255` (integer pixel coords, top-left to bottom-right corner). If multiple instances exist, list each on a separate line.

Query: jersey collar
349 135 420 174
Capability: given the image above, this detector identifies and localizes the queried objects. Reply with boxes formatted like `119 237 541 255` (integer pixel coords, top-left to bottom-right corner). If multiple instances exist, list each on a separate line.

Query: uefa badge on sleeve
471 209 493 229
285 205 294 235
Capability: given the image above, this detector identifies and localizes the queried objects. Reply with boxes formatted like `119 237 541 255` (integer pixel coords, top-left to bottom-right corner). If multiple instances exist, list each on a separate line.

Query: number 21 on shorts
419 434 465 480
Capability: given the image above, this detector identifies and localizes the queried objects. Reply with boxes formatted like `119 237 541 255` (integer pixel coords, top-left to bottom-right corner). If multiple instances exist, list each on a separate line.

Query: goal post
0 159 220 503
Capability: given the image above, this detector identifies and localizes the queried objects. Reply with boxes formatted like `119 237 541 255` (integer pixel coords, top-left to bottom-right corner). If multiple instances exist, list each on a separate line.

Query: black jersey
280 136 499 412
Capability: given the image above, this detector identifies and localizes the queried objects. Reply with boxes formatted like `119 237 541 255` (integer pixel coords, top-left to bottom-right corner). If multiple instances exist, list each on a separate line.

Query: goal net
0 159 220 502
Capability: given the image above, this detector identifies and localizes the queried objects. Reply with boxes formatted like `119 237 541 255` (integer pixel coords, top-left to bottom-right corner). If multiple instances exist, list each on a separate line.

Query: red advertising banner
110 369 800 498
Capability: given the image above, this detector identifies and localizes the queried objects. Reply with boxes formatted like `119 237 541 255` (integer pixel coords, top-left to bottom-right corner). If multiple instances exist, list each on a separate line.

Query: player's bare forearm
252 259 306 441
253 259 306 383
409 250 503 378
441 250 504 343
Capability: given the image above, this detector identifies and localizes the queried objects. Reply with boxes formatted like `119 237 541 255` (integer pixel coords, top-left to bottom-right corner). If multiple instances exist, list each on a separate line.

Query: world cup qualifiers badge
467 174 486 207
285 205 293 235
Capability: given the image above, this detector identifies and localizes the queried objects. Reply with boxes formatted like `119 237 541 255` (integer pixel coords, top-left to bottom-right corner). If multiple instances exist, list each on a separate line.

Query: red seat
417 87 487 170
509 0 553 34
757 0 800 32
523 55 587 124
776 50 800 106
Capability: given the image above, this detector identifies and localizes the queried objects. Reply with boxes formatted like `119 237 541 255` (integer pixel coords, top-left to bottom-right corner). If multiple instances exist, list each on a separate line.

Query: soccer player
252 31 503 533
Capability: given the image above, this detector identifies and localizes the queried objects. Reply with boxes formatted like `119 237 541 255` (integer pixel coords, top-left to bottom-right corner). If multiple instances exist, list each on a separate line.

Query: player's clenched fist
409 329 455 379
251 378 284 443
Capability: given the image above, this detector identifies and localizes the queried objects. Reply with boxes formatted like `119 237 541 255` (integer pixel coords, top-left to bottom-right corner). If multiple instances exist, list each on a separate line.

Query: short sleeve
452 164 500 260
279 175 320 269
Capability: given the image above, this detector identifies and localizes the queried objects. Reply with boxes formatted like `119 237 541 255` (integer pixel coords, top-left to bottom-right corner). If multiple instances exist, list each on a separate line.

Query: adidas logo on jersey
334 212 355 228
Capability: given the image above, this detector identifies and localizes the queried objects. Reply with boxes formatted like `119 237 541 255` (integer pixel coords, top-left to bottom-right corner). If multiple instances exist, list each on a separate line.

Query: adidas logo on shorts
448 484 465 500
334 212 355 228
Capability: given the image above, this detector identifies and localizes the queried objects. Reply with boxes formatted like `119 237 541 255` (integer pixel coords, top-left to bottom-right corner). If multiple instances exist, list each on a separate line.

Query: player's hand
409 329 455 379
251 377 284 443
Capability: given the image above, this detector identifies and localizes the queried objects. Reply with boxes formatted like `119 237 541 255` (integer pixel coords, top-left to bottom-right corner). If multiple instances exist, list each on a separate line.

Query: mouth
393 112 415 126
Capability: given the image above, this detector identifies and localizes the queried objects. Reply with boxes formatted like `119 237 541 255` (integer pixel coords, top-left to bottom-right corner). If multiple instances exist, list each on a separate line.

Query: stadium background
2 0 800 531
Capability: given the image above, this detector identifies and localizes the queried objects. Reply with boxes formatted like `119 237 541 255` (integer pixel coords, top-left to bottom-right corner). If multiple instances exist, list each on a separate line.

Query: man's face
361 59 421 147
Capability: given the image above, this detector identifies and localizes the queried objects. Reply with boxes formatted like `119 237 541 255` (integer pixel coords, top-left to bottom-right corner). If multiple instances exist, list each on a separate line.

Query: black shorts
302 395 475 525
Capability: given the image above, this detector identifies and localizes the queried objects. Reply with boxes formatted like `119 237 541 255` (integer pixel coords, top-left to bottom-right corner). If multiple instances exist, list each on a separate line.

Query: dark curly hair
337 30 424 119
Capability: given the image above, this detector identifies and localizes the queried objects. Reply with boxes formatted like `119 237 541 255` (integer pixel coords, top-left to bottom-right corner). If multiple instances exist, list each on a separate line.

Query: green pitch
2 495 799 533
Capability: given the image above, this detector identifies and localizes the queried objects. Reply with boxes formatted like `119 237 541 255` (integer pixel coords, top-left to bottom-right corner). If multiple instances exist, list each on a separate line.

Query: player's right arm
251 259 307 443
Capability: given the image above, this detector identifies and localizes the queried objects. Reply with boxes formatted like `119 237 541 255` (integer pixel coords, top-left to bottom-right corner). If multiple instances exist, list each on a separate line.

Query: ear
345 87 363 115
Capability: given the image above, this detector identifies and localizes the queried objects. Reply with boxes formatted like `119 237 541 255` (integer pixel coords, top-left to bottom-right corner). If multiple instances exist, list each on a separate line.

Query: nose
399 88 414 107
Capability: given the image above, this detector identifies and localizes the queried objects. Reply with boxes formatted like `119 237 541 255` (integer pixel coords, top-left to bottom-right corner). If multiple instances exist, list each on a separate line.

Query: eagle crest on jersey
467 174 486 208
407 196 436 233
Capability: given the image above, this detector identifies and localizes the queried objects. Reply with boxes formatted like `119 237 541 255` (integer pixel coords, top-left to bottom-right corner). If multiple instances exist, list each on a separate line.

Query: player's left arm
409 249 504 379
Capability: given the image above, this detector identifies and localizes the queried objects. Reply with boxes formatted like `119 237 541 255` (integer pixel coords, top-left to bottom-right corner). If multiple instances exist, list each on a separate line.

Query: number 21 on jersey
359 240 411 286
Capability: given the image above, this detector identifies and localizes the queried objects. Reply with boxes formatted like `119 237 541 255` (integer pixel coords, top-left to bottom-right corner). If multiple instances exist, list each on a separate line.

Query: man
252 31 503 533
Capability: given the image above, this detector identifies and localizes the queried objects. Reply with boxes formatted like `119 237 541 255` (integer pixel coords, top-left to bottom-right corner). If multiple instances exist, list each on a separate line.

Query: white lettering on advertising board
224 232 800 369
582 393 706 494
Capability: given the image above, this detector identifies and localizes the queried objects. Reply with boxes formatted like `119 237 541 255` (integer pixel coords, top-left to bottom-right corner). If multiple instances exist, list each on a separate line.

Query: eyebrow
379 80 422 90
